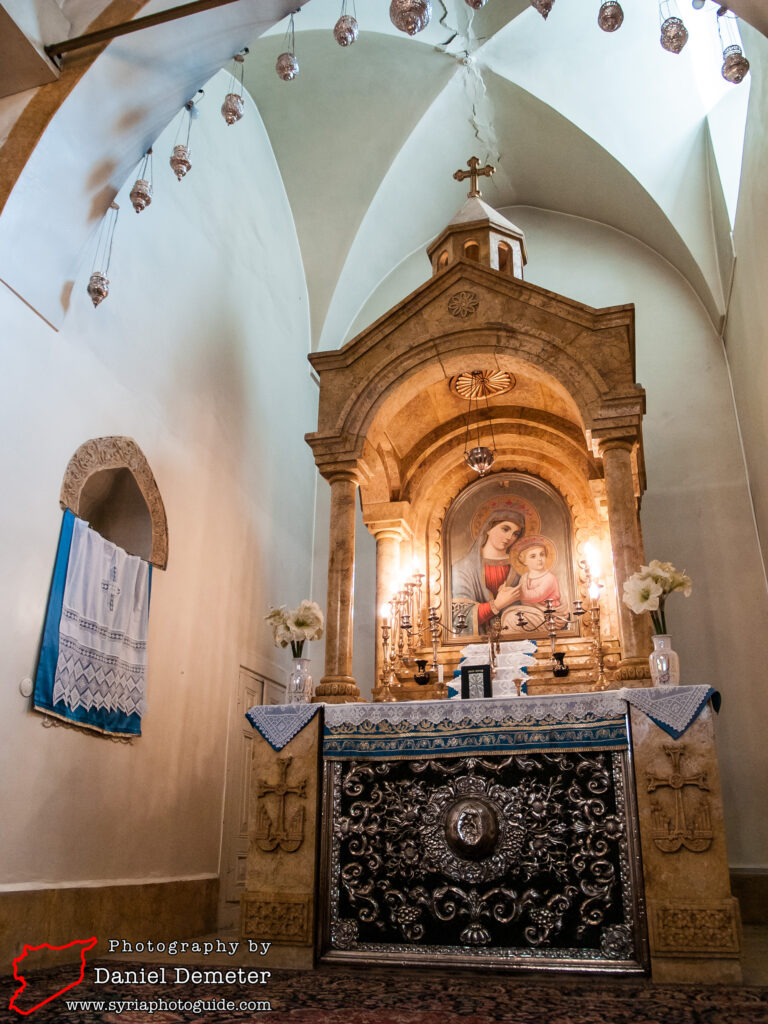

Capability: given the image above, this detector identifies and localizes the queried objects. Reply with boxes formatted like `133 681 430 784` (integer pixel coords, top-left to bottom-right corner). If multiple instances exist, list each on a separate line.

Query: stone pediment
308 258 643 454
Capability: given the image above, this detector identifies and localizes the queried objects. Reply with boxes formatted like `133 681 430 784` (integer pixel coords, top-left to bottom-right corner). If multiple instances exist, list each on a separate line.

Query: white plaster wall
726 25 768 582
347 207 768 870
0 80 317 885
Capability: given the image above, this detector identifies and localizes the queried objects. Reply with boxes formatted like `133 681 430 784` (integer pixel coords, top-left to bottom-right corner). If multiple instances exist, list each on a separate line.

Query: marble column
372 527 403 685
315 471 360 702
601 439 651 676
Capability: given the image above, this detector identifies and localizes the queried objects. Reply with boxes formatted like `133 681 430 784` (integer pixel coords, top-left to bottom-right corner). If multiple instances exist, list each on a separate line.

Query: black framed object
460 663 492 699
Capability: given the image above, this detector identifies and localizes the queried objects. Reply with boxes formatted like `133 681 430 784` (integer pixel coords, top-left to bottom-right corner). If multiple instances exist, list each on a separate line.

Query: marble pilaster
599 438 651 680
315 471 360 703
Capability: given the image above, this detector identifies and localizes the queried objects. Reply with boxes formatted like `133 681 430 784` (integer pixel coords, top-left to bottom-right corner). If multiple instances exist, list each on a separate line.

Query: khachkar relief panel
253 756 307 854
322 753 647 971
646 746 713 854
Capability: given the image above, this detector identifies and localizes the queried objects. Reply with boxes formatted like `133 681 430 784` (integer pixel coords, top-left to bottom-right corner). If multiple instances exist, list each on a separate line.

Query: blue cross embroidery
101 565 121 612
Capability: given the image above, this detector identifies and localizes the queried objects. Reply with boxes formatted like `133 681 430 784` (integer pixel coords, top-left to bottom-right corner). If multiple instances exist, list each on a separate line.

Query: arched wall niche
60 436 168 569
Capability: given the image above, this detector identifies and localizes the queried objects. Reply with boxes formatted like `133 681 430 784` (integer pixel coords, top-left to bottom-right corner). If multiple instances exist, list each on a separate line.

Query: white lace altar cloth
324 691 629 760
618 685 720 739
52 517 149 719
246 703 322 750
323 686 718 760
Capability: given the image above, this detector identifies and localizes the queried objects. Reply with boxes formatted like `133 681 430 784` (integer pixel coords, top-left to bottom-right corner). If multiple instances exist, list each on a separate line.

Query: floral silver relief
170 144 192 180
389 0 432 36
600 923 634 959
325 752 644 967
721 45 749 84
464 0 487 9
221 92 245 125
597 1 623 32
530 0 555 18
333 15 359 46
660 17 688 54
87 272 109 308
276 52 300 81
129 178 152 214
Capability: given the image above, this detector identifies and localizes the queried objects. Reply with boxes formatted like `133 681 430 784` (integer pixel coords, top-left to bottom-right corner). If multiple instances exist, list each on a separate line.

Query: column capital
592 430 638 459
599 438 635 456
325 468 360 486
363 501 413 543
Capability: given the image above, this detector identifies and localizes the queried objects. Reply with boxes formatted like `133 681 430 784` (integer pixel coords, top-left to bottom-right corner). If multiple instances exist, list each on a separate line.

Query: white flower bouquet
265 600 324 658
622 559 692 635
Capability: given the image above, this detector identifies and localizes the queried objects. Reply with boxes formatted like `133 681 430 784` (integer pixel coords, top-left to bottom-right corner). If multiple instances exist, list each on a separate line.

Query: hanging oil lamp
129 149 153 213
530 0 555 18
597 1 623 31
221 49 248 124
334 0 359 45
659 0 688 53
717 9 750 83
87 201 119 308
276 13 300 80
389 0 432 36
169 91 203 181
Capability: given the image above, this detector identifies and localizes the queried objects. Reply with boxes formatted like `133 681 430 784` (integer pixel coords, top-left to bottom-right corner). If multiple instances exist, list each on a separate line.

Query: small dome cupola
427 157 527 280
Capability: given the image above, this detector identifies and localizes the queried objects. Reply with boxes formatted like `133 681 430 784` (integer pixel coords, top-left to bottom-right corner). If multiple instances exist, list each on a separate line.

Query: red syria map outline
9 936 98 1015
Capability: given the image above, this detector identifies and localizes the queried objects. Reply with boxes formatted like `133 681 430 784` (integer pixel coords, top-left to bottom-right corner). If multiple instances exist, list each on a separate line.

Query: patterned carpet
3 960 768 1023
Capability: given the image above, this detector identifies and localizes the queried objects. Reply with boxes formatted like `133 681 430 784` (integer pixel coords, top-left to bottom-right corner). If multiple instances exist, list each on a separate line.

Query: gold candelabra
515 599 577 673
378 570 468 700
572 557 611 691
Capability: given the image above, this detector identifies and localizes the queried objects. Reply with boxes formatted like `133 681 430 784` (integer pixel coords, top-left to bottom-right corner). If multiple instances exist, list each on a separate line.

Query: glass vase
286 658 313 704
649 634 680 687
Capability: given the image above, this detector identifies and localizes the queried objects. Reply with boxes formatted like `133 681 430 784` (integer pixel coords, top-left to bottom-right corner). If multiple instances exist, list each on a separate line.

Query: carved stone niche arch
60 437 168 569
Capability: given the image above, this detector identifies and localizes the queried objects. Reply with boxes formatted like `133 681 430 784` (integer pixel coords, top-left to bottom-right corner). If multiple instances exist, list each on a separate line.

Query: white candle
438 664 444 683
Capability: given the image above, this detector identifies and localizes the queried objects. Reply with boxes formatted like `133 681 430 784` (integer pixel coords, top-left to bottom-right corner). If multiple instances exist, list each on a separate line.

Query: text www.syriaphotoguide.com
63 997 271 1013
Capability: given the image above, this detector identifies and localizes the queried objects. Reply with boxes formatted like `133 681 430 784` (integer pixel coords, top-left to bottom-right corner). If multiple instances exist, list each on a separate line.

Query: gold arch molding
60 435 168 569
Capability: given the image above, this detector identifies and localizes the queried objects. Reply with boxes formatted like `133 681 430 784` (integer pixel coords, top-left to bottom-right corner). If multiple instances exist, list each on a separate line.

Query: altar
242 164 742 984
241 688 741 984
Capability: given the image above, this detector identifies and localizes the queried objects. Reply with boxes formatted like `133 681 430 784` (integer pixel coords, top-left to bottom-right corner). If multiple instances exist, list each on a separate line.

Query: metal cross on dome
453 156 495 198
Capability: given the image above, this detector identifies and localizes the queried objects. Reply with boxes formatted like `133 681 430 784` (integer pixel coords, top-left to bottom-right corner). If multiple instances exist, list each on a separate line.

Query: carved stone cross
254 755 307 853
453 156 496 198
646 745 713 853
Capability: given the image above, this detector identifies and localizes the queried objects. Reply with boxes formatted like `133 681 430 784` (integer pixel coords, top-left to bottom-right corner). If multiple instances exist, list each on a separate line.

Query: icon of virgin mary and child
451 512 562 635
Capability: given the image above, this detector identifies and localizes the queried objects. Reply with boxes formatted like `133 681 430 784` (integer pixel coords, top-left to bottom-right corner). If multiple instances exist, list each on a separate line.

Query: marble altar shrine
242 164 742 982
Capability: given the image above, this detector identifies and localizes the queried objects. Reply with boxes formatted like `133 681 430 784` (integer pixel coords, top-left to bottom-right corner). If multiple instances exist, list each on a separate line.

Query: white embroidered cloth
325 686 717 739
457 639 537 699
245 703 323 750
52 518 149 717
618 685 719 738
325 690 628 729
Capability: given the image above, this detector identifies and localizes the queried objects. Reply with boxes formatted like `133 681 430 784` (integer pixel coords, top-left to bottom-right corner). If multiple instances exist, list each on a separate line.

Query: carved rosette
60 436 168 569
447 290 479 318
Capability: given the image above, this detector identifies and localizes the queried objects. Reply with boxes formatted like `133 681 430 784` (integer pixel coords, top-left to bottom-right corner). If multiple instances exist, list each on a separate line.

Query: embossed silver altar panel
319 749 648 972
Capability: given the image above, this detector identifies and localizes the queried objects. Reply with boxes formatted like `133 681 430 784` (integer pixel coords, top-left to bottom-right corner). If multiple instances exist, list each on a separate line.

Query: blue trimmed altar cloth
323 692 629 761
